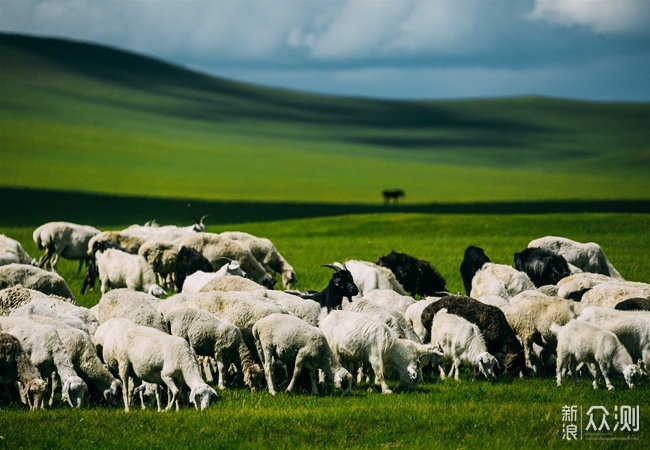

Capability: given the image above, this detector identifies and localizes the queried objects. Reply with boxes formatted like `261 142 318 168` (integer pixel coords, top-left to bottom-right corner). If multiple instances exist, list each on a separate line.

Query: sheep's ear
494 357 501 369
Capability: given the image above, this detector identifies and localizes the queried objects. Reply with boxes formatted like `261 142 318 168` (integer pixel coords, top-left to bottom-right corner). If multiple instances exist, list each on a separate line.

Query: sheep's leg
118 364 131 412
286 349 307 394
161 375 180 411
522 337 538 376
215 354 227 390
48 372 58 407
309 370 319 395
76 259 84 274
50 252 61 272
38 248 51 270
369 354 391 394
597 362 614 391
259 345 277 396
569 358 579 386
556 352 566 386
642 348 650 377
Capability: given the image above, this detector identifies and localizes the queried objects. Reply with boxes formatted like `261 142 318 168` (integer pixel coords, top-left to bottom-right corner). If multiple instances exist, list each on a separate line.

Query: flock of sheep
1 219 649 412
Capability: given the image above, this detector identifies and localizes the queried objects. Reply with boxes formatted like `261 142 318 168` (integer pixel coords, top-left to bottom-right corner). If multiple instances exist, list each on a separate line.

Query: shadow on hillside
2 188 649 228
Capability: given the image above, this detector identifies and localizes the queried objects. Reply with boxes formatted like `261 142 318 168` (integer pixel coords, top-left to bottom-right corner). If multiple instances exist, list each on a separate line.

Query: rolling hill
1 32 649 205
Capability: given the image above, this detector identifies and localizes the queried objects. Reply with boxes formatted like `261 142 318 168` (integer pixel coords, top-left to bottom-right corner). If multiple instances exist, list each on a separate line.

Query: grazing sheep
0 316 88 408
320 310 421 394
480 263 535 298
580 282 650 308
578 306 650 373
376 250 447 297
404 297 441 343
503 292 577 375
182 262 247 293
94 248 166 297
292 264 359 312
552 320 642 390
460 246 491 295
0 264 75 300
9 297 99 335
429 309 499 381
87 231 146 255
342 260 408 296
470 269 509 300
94 318 219 412
0 285 77 316
556 272 616 301
0 234 36 267
163 305 264 391
263 290 324 327
421 295 526 377
343 297 421 342
252 313 352 395
174 246 214 292
32 222 100 273
361 289 417 314
514 247 572 288
96 289 167 333
199 274 267 294
180 233 274 287
0 332 48 409
615 297 650 311
138 240 179 289
25 315 122 404
220 231 297 289
527 236 623 280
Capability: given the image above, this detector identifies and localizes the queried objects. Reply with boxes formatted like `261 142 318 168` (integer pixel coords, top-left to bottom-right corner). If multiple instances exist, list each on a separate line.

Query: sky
1 0 649 101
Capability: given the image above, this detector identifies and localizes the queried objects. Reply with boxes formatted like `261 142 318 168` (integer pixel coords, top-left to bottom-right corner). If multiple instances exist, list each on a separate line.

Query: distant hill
1 32 648 204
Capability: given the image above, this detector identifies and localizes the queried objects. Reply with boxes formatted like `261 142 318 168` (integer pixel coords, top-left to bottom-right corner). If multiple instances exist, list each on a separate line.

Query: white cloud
528 0 650 34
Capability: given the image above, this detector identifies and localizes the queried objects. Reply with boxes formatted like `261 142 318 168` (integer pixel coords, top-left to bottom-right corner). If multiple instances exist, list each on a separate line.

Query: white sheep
94 318 219 412
263 290 325 327
9 297 99 335
578 306 650 373
198 274 267 294
320 310 420 394
181 262 247 293
0 316 88 408
137 240 179 289
0 264 76 300
0 332 49 410
580 281 650 308
552 320 643 390
95 248 166 297
479 263 535 298
252 313 353 395
470 269 509 300
404 297 441 344
556 272 616 300
361 289 417 314
0 234 36 267
0 285 77 316
429 309 499 381
162 304 264 391
32 221 100 272
476 295 510 309
340 260 407 296
343 297 421 342
219 231 297 289
528 236 623 280
96 289 167 333
503 292 577 375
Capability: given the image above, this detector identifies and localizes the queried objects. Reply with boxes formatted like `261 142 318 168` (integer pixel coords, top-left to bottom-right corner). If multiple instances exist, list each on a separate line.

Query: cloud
528 0 650 34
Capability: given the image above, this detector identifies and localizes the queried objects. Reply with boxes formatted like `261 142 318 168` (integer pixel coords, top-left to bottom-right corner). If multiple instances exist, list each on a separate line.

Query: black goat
615 297 650 311
292 264 358 311
514 247 572 288
376 250 447 297
460 246 491 295
174 246 213 292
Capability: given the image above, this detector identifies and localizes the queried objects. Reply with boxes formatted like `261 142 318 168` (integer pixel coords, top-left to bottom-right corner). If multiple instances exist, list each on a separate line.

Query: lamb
421 295 526 377
96 289 167 333
341 260 407 296
24 315 122 404
429 309 499 381
0 285 78 316
552 320 642 390
219 231 297 289
320 310 421 394
0 234 36 266
404 297 441 343
137 240 179 289
252 313 352 395
514 247 572 288
0 264 75 300
343 297 421 342
460 246 534 298
179 233 274 287
615 297 650 311
527 236 623 280
9 297 99 335
94 248 166 297
376 250 447 297
32 221 100 273
580 282 650 308
577 306 650 372
174 246 214 292
94 318 219 411
291 264 359 311
182 262 247 293
0 332 48 409
503 292 577 375
163 305 264 391
0 316 88 408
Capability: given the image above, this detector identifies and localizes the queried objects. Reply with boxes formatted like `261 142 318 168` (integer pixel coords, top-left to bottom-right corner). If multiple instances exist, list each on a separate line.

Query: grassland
1 212 649 448
2 33 649 204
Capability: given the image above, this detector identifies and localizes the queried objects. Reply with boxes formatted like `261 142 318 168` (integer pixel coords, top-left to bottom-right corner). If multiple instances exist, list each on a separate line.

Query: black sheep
291 264 358 311
460 246 491 295
614 297 650 311
174 246 213 291
421 295 525 377
376 250 447 297
514 247 572 288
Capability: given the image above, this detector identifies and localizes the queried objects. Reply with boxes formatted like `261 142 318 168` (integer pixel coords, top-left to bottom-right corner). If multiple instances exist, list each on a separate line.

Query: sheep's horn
321 264 342 272
199 214 210 225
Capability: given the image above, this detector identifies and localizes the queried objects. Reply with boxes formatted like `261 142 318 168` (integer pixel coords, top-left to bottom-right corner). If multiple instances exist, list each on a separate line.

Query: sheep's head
103 379 123 404
478 352 499 379
190 384 219 411
23 378 49 410
323 264 359 301
147 284 167 297
282 269 297 290
623 364 643 389
62 376 88 408
244 363 266 392
333 367 353 395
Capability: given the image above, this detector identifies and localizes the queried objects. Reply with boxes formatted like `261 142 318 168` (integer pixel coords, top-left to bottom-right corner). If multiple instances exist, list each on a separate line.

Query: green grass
1 33 649 204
